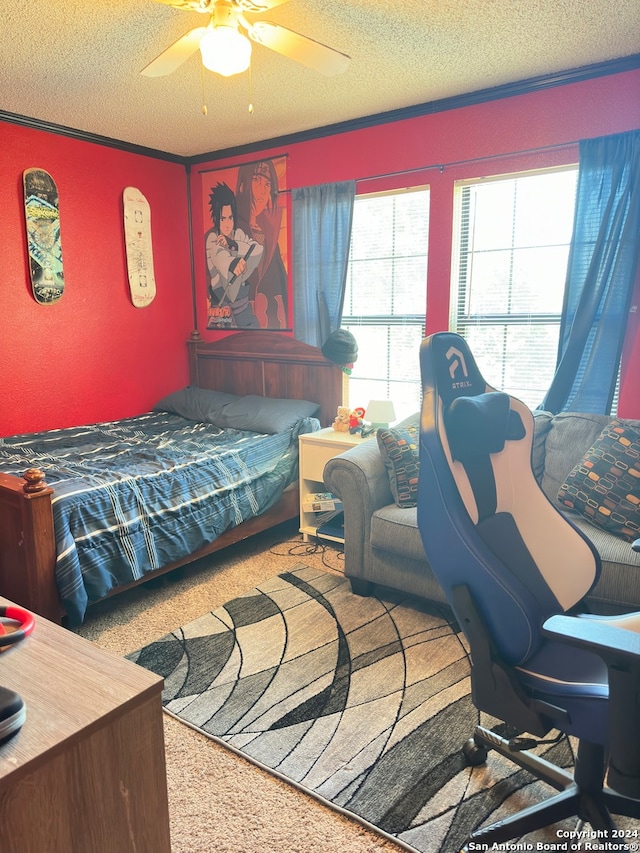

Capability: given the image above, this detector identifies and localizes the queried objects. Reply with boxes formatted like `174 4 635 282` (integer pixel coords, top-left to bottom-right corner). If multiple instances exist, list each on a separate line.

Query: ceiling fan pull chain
201 61 208 116
248 62 254 114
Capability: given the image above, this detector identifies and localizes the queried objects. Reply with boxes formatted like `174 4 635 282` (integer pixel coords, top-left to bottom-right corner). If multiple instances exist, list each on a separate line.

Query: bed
0 332 342 624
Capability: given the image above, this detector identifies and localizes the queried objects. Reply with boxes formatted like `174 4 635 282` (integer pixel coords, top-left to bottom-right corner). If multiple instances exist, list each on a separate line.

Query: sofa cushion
539 412 614 501
377 423 420 507
557 420 640 542
531 411 554 483
370 505 427 562
565 513 640 613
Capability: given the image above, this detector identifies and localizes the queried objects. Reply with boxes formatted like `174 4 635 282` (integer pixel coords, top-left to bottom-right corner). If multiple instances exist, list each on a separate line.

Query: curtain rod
281 139 579 193
357 140 578 182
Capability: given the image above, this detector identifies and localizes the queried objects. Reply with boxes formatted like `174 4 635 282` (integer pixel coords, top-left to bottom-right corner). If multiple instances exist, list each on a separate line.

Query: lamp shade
200 24 252 77
366 399 396 429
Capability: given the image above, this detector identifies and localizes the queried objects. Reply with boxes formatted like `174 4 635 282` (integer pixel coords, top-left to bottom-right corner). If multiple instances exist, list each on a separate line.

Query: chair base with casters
467 732 640 845
417 332 640 848
455 584 640 845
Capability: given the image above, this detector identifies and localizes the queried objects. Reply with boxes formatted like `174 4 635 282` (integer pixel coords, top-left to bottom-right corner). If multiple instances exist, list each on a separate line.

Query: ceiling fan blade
234 0 291 10
148 1 290 12
141 26 207 77
247 21 350 76
149 1 212 12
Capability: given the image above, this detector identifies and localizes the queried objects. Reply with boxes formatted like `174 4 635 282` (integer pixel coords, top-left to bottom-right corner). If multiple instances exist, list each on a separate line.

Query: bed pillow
215 395 320 434
377 417 420 508
154 387 240 423
557 419 640 542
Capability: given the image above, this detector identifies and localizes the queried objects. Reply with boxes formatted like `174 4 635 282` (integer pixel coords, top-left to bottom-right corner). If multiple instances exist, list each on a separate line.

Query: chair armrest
543 612 640 799
324 439 393 581
542 613 640 665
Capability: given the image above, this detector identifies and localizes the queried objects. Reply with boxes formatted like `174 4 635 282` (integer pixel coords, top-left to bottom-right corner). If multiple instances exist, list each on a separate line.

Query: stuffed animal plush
332 406 351 432
349 407 366 433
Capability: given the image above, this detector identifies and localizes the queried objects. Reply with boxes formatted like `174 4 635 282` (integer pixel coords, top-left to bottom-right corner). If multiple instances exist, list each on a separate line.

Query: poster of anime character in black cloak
203 156 289 330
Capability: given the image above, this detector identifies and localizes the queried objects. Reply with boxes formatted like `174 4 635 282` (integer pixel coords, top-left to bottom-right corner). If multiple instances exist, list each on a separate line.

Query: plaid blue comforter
0 412 318 623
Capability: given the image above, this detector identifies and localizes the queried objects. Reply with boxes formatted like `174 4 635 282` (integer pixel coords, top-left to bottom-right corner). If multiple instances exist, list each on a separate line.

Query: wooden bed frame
0 332 342 624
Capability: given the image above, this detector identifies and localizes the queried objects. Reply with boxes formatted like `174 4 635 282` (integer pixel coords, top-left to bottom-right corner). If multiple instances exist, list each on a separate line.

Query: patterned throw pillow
377 424 420 508
557 420 640 542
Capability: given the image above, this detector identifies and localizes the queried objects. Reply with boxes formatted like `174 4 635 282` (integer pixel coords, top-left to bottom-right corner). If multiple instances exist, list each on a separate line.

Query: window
342 188 429 422
450 168 578 409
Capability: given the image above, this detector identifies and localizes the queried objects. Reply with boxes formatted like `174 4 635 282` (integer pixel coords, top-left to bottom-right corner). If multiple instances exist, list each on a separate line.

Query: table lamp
366 400 396 430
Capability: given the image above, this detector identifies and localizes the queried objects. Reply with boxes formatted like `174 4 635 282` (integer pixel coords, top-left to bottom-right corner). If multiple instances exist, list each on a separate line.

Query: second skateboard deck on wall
123 186 157 308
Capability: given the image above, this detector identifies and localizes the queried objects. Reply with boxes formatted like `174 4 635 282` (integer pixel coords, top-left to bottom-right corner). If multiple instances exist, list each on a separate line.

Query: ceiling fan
142 0 351 78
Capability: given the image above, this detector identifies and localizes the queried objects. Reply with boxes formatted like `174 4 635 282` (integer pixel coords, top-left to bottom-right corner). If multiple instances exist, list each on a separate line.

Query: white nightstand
298 427 371 543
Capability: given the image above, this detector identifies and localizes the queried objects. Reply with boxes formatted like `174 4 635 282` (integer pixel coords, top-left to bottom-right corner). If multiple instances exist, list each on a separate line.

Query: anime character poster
202 156 290 330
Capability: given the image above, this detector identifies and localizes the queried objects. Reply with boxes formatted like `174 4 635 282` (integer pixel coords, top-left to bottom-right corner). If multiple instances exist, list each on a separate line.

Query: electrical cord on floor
269 536 346 573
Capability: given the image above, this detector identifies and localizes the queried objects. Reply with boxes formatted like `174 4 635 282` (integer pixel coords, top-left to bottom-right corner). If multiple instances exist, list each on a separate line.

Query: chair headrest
446 393 526 462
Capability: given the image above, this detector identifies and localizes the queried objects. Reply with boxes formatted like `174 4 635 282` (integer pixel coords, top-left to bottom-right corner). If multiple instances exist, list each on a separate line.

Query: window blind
343 188 429 420
451 168 578 409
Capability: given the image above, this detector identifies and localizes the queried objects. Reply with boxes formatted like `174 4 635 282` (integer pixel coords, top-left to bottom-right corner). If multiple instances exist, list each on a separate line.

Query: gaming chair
417 331 640 844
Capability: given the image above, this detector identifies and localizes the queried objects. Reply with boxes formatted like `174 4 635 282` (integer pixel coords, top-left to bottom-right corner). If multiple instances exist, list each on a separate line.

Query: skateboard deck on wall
123 186 157 308
23 168 65 304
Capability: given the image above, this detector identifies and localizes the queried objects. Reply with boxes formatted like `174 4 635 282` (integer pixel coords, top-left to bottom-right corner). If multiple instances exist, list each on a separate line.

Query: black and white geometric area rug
129 564 578 853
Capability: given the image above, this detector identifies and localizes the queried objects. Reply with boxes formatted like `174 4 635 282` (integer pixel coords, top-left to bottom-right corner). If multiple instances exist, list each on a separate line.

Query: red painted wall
190 68 640 415
1 125 193 437
2 68 638 438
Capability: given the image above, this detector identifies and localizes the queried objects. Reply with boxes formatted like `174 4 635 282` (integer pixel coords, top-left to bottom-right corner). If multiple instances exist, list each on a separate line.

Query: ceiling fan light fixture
199 23 252 77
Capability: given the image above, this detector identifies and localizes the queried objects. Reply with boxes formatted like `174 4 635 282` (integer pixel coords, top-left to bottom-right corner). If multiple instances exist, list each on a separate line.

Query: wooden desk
0 602 170 853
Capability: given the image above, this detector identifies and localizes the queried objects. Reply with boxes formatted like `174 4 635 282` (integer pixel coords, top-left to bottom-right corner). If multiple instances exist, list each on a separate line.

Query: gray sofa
324 411 640 614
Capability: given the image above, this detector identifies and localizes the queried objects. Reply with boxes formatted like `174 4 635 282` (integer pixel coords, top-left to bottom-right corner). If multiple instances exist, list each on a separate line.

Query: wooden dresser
0 600 171 852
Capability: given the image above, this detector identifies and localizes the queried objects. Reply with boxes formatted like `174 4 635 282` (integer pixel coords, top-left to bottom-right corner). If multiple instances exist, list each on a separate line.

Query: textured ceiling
1 0 639 158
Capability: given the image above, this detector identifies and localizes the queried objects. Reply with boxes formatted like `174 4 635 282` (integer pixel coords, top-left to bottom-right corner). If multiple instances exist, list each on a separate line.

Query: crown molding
0 109 188 164
1 54 638 164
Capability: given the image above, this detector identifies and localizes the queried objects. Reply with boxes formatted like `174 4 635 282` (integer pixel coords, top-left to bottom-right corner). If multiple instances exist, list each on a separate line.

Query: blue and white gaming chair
418 332 640 844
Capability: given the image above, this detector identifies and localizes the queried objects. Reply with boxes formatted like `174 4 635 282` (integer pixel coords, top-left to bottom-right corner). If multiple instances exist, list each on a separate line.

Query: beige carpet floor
74 521 403 853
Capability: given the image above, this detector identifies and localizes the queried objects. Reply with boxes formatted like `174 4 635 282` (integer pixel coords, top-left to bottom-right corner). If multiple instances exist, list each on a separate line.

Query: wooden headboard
187 331 342 429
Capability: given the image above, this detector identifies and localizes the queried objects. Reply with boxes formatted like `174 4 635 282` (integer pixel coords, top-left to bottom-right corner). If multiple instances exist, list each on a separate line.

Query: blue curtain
292 181 356 348
542 130 640 414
